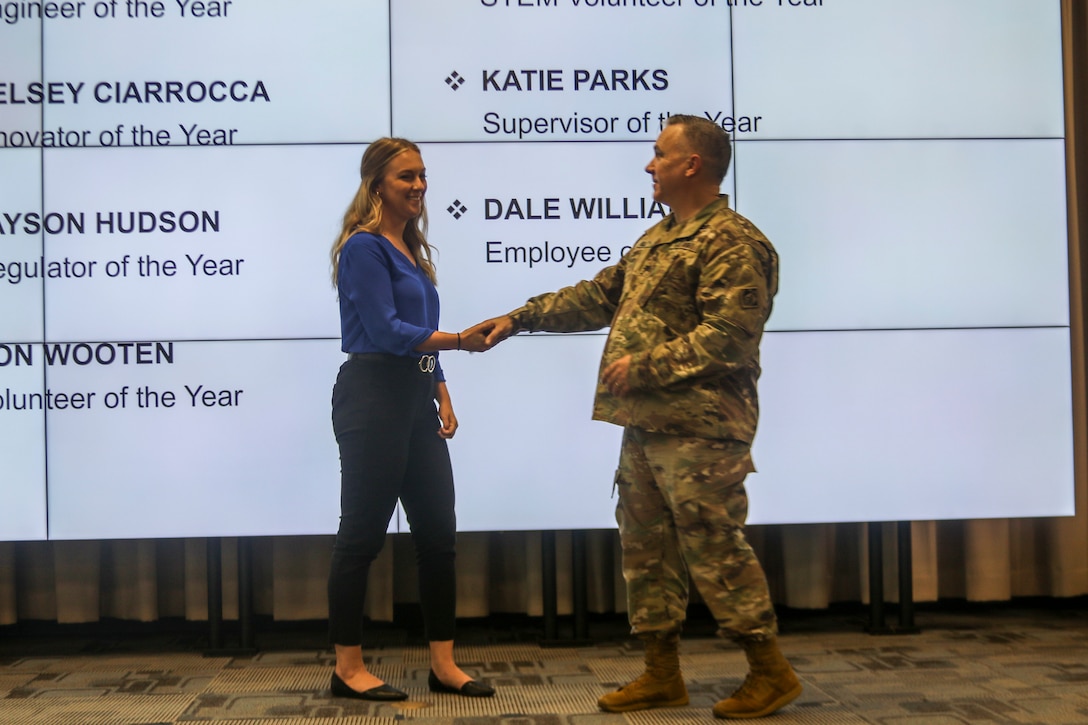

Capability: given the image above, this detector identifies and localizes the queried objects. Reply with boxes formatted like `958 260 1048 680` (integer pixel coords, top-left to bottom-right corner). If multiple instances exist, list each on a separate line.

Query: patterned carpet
1 602 1087 724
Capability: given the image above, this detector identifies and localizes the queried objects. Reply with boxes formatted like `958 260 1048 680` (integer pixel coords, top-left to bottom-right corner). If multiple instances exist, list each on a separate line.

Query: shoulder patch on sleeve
740 288 760 309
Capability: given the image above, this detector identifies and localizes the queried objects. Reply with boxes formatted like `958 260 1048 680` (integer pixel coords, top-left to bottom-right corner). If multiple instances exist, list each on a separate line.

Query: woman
327 138 494 701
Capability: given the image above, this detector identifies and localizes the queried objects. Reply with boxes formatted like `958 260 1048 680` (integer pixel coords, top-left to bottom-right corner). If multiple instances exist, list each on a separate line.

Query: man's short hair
666 114 732 183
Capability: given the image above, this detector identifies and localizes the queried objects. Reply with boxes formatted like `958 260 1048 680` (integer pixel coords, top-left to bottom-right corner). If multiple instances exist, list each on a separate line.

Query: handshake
453 316 517 353
451 315 633 397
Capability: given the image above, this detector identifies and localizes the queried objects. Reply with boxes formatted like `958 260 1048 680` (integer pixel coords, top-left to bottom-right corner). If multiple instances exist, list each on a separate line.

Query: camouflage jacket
509 196 778 441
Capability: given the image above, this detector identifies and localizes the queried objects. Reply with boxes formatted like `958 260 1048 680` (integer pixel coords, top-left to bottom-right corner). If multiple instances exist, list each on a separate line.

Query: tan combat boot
597 631 689 713
712 636 801 719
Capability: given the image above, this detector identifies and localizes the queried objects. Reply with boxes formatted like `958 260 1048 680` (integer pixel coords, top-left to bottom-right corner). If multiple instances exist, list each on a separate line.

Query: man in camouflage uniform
482 114 801 719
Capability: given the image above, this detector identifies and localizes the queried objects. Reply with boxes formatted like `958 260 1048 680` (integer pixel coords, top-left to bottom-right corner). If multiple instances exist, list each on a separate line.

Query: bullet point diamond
447 200 467 219
445 71 465 91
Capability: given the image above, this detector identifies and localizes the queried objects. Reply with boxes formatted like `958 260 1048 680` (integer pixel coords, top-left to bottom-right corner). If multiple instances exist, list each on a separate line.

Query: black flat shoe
330 671 408 701
428 669 495 698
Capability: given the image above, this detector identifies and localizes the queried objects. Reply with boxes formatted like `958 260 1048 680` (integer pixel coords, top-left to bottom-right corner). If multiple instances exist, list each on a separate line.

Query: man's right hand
458 320 496 352
481 316 518 347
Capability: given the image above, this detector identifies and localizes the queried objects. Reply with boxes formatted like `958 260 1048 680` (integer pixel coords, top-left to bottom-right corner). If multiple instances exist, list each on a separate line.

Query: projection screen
0 0 1074 540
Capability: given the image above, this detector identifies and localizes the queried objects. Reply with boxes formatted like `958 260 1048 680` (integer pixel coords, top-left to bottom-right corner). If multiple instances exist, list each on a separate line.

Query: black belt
348 352 436 373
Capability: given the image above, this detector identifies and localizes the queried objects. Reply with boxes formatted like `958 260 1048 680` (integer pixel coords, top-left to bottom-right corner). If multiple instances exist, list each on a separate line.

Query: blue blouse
338 232 444 381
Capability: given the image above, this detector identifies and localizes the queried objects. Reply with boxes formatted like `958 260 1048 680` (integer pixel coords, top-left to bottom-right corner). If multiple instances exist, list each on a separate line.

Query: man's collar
666 195 730 235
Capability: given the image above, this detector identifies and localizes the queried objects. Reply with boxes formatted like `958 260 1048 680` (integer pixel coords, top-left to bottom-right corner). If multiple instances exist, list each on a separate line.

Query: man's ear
685 153 703 178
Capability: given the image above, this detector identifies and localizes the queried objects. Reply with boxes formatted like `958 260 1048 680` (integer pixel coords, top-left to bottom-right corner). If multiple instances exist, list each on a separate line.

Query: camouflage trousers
614 426 778 641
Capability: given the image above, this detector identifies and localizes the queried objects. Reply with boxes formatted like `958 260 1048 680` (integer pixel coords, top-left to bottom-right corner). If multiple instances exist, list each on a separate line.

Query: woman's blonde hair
330 138 436 286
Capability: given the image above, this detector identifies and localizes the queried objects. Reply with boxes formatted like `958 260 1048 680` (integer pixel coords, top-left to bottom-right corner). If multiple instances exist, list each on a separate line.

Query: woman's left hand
437 398 458 439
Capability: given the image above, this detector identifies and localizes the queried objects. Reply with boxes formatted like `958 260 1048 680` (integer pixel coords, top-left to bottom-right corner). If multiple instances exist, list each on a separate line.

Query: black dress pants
327 354 457 645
